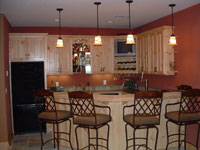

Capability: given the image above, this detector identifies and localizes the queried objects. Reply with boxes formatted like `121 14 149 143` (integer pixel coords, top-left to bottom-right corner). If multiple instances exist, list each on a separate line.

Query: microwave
114 39 136 57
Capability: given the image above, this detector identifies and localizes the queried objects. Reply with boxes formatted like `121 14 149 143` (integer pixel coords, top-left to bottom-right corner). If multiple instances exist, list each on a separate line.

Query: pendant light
126 0 135 45
94 2 102 46
169 4 177 45
56 8 64 48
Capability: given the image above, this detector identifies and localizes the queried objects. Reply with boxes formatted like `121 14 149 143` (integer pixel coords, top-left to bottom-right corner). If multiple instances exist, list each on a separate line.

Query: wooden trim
9 33 48 37
0 14 9 142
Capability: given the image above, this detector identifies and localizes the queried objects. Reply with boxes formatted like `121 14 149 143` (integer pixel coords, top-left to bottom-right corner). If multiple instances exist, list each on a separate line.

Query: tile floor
0 132 193 150
11 132 72 150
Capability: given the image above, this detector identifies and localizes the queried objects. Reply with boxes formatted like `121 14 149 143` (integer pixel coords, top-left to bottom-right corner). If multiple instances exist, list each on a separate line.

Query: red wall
12 26 130 36
134 4 200 145
3 16 12 144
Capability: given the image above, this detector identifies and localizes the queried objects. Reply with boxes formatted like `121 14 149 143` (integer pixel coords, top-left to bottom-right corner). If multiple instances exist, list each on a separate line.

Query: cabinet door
9 37 27 61
47 38 60 74
59 38 73 74
149 31 164 74
47 37 72 75
137 34 149 74
91 42 102 73
27 37 45 61
91 36 114 74
101 37 114 73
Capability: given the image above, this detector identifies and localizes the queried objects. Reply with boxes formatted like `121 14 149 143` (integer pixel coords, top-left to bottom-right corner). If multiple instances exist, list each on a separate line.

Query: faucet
141 70 148 91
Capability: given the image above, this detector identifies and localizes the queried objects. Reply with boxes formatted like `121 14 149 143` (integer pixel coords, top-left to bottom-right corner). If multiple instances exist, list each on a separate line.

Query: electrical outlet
56 82 59 87
103 80 107 85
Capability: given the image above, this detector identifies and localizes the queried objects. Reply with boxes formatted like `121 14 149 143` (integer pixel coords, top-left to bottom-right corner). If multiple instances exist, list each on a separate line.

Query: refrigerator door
11 62 46 134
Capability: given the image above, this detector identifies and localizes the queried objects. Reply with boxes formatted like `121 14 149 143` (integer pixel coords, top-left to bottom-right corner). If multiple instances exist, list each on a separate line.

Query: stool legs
96 128 98 150
154 126 159 150
56 121 60 150
106 124 110 150
39 121 44 150
146 128 149 150
75 126 80 150
68 120 73 150
196 123 200 150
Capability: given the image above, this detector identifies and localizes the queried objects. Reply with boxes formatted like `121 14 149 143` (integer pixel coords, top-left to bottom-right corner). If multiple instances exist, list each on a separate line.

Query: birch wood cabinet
9 33 47 61
47 36 72 75
137 26 175 75
91 36 114 74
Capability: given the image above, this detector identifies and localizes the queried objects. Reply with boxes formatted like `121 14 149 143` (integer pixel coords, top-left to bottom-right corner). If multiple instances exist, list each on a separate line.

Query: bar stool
165 89 200 150
33 89 73 150
68 91 112 150
123 91 163 150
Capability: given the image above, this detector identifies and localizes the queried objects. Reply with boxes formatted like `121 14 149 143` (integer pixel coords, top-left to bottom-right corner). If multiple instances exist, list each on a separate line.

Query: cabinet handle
58 67 62 73
154 67 157 72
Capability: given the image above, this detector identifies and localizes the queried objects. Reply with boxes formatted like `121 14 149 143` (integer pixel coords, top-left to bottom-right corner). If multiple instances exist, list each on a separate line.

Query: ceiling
0 0 199 29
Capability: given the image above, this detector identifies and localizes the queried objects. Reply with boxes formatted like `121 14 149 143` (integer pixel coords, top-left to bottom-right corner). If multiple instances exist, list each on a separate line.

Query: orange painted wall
47 74 124 87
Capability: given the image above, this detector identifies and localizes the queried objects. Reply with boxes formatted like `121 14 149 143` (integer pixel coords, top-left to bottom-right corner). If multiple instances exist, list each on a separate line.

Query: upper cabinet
91 36 114 74
9 33 47 61
137 26 175 75
47 36 72 75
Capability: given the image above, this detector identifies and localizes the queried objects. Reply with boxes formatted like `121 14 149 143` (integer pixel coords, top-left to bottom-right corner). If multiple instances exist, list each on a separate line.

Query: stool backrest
68 91 96 117
134 91 163 118
33 89 56 113
180 89 200 113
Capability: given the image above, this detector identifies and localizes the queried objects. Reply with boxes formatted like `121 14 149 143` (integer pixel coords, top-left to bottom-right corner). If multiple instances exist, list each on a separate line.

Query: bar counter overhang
50 91 182 150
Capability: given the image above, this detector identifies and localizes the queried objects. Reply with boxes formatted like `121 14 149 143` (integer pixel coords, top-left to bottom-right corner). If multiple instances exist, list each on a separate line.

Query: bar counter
51 91 182 150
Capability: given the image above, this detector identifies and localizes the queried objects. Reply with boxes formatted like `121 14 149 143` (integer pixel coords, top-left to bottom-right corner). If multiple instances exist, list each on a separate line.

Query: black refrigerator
11 61 45 134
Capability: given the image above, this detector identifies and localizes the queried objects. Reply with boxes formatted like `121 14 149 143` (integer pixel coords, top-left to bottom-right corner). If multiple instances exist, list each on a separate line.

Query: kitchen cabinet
137 26 175 75
91 36 114 74
47 36 72 75
9 33 47 61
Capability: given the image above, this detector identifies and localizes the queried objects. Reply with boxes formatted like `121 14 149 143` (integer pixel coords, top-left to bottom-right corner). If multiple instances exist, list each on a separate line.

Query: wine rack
114 57 137 74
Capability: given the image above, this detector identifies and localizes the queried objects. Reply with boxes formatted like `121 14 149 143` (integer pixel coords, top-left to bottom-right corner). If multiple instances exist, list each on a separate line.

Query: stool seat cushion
165 111 200 123
74 114 111 126
38 110 72 121
124 114 160 126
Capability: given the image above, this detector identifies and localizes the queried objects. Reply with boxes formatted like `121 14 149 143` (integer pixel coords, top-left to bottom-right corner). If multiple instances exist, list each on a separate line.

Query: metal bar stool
68 91 112 150
123 91 163 150
33 89 73 150
165 89 200 150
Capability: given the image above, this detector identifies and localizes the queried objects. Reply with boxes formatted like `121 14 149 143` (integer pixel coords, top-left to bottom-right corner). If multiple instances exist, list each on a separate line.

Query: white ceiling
0 0 199 29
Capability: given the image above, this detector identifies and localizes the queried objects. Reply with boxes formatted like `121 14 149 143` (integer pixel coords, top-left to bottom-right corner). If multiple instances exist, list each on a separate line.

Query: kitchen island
52 91 181 150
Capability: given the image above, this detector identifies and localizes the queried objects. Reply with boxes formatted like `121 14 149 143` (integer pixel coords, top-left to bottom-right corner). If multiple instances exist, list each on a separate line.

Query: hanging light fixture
56 8 64 48
169 4 177 45
126 0 135 45
94 2 102 46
